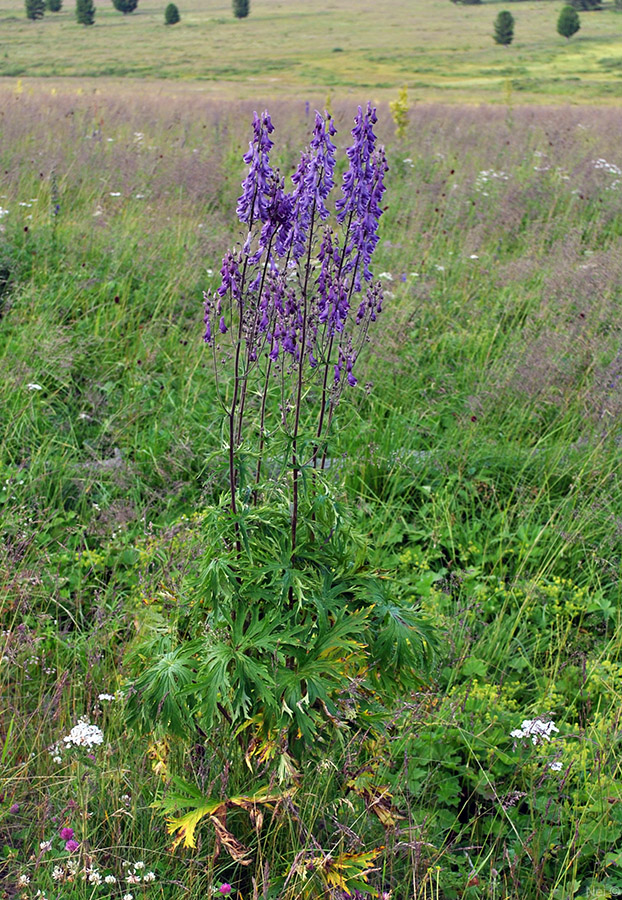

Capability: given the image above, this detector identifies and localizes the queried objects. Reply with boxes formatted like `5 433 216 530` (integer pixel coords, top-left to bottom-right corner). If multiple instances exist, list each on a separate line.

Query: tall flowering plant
127 105 435 779
203 104 387 551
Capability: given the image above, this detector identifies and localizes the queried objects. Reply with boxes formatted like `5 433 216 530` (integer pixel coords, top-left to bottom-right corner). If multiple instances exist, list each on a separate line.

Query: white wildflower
142 872 156 883
123 894 134 900
109 192 121 197
133 861 145 870
52 866 65 881
17 874 30 886
39 840 52 851
510 717 559 746
549 760 563 772
127 874 141 884
98 693 116 701
378 271 393 281
104 874 117 884
62 717 104 749
26 383 43 391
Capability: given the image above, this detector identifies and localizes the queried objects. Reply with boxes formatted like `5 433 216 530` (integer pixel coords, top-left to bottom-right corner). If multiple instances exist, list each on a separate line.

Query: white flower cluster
63 718 104 749
52 859 80 883
510 717 559 746
120 860 156 884
98 690 123 702
593 158 622 177
51 859 155 889
474 168 509 196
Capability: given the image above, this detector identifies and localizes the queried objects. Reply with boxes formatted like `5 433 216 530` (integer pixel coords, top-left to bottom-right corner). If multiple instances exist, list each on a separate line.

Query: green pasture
0 0 622 102
1 92 622 897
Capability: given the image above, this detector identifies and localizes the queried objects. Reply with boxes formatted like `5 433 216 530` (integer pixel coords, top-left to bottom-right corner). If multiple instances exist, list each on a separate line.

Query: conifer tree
46 0 62 11
76 0 94 25
568 0 598 10
164 2 179 22
493 10 514 46
25 0 45 19
232 0 249 18
112 0 138 13
557 5 580 38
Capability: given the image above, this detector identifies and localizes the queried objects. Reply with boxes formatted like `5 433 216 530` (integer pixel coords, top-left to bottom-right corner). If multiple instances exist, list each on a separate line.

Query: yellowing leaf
210 815 252 865
347 775 404 828
166 800 225 851
315 848 381 892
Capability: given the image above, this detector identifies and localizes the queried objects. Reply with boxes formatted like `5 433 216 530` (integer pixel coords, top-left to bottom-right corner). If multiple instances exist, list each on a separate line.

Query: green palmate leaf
363 583 437 690
126 642 200 736
184 606 301 727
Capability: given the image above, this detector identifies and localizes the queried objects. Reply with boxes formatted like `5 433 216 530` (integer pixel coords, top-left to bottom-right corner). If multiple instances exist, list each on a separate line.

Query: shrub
568 0 599 9
46 0 62 10
164 1 179 22
76 0 94 23
557 5 580 38
494 10 515 45
232 0 248 17
389 85 409 140
112 0 137 12
25 0 45 19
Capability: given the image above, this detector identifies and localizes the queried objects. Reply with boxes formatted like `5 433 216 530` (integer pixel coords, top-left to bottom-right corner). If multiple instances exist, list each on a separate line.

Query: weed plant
1 90 622 899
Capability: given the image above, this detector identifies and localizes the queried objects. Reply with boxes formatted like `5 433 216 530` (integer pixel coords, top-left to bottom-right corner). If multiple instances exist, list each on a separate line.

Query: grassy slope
0 0 622 102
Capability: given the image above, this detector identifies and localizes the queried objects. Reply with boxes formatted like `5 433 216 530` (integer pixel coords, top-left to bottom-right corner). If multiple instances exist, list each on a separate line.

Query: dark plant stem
290 203 316 565
254 355 273 496
235 234 274 448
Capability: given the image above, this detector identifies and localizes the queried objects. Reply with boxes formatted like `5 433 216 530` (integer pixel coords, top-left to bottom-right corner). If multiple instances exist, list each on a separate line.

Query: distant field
0 0 621 103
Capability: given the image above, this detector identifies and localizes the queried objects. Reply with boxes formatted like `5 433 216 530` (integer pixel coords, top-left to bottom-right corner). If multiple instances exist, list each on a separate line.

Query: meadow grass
1 89 622 899
0 0 622 103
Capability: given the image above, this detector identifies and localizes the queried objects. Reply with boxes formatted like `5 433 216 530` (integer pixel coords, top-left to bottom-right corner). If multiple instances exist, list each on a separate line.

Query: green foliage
112 0 138 12
46 0 62 10
557 5 580 38
164 2 179 23
232 0 249 17
568 0 599 9
126 492 436 755
494 10 515 46
75 0 94 23
25 0 45 19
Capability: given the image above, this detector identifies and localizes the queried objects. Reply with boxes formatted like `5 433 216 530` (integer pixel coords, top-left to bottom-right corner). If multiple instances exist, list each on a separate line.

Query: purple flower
9 802 19 814
287 112 337 259
335 103 388 287
236 110 275 226
59 826 74 841
64 839 80 853
218 885 232 896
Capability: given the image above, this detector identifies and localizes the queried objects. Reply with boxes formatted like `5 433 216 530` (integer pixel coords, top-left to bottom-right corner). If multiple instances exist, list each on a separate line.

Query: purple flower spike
59 826 74 841
336 103 388 284
237 110 275 226
288 112 337 260
65 839 80 853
